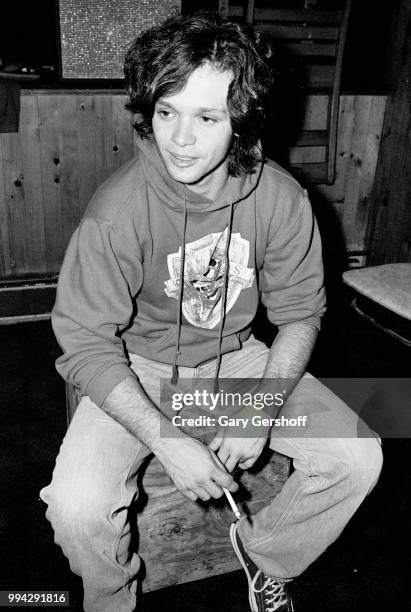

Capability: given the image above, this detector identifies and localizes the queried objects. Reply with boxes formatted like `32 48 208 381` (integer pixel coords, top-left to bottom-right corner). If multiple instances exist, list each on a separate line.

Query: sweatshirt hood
136 135 262 212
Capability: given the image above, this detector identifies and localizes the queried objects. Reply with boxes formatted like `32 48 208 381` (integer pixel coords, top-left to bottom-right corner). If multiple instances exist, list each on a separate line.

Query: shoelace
252 570 289 611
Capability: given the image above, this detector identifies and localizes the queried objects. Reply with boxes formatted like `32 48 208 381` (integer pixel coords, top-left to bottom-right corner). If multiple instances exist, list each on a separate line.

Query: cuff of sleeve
85 363 134 407
276 315 323 332
300 315 322 331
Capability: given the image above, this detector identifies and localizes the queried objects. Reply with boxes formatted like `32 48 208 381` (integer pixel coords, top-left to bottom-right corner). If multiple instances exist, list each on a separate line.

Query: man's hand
208 425 269 472
102 377 238 502
207 322 319 472
154 435 238 502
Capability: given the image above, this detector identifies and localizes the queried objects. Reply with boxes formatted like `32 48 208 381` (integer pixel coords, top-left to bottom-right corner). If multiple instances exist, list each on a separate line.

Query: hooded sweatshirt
52 137 326 407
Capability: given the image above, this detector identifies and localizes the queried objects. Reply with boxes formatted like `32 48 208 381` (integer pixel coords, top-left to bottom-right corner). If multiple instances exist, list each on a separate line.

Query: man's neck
187 163 230 201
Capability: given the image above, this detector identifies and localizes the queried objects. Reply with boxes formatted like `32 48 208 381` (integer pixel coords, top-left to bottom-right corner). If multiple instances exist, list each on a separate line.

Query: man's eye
200 116 216 124
158 109 172 119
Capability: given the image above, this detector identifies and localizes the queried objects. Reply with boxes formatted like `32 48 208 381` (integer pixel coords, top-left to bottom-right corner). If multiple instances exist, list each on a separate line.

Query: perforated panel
58 0 181 79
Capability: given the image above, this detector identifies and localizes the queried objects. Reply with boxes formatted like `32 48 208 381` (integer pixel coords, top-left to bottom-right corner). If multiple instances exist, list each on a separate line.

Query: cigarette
223 487 242 520
210 449 242 520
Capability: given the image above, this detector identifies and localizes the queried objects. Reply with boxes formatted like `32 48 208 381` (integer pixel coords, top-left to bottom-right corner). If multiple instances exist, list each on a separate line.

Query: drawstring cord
171 193 236 391
213 202 234 394
171 199 187 386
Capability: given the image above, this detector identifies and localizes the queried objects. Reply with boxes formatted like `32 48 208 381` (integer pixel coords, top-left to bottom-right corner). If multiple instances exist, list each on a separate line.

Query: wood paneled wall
0 91 386 279
367 0 411 264
315 95 386 255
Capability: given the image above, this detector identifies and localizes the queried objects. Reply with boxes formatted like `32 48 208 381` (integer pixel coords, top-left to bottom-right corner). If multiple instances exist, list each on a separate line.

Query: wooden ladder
219 0 351 185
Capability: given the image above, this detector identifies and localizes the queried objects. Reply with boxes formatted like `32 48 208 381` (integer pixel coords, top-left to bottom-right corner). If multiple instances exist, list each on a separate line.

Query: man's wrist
150 420 187 456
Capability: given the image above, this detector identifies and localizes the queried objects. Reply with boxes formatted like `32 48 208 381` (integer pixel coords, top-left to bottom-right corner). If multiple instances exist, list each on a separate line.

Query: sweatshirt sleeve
260 189 326 330
52 217 144 407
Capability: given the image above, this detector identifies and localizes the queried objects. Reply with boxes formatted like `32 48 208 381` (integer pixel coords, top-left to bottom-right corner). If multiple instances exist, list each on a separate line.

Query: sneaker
230 521 294 612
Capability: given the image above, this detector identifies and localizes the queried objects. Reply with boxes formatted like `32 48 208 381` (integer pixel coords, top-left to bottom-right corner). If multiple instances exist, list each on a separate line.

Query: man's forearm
101 375 182 452
101 374 238 501
264 321 318 378
259 321 318 413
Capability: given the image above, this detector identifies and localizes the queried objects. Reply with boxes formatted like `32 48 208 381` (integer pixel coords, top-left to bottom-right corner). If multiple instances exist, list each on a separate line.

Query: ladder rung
280 42 337 57
290 130 329 147
255 23 339 41
289 162 329 184
228 7 343 24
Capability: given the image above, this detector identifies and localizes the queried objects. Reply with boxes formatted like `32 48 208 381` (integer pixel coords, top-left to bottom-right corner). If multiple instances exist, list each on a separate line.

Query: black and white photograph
0 1 410 611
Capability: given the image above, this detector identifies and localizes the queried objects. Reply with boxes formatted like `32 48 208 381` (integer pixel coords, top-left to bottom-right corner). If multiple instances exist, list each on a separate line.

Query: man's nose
172 118 195 147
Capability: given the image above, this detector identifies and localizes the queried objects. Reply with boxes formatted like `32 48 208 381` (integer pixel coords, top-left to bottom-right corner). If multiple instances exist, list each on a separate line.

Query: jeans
40 336 383 612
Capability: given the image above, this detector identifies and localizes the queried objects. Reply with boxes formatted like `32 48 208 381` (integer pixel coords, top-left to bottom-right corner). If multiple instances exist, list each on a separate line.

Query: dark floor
0 299 410 611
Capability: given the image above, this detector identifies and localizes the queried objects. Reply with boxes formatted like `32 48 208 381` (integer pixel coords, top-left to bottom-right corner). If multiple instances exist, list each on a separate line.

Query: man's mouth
169 152 198 167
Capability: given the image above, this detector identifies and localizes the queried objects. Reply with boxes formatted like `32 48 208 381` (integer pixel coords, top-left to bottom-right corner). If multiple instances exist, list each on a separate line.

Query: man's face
152 63 233 194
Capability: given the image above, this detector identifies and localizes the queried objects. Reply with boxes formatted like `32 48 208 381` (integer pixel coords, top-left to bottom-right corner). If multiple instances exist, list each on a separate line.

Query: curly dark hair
124 12 275 176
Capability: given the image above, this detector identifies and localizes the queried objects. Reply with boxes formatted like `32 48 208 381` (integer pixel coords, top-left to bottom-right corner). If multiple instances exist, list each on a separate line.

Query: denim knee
41 478 115 545
328 436 383 495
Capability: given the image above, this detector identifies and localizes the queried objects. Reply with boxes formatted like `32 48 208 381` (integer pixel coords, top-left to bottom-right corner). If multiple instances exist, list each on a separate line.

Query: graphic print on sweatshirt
164 227 254 329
